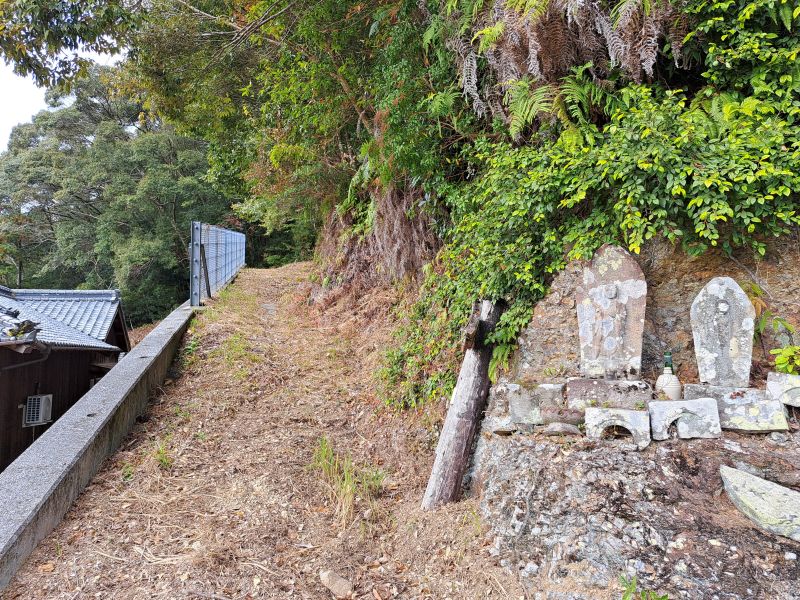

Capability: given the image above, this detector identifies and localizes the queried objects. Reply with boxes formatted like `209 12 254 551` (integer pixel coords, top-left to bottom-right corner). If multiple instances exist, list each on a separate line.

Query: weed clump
311 437 385 527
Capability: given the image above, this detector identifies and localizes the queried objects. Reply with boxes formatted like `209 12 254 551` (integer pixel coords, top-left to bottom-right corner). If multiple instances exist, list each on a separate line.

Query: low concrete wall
0 302 194 590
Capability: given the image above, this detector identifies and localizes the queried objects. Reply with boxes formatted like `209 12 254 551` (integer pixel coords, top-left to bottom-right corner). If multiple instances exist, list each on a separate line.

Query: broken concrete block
690 277 755 387
766 372 800 407
576 245 647 379
584 407 651 450
541 406 584 426
721 465 800 542
508 384 543 426
540 422 583 437
566 378 652 410
484 415 516 435
648 398 721 441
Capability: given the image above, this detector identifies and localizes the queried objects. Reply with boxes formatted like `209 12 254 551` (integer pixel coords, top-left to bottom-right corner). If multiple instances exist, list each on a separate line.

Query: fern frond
422 16 444 52
506 0 551 20
473 21 506 53
611 0 649 27
426 88 461 117
504 78 553 139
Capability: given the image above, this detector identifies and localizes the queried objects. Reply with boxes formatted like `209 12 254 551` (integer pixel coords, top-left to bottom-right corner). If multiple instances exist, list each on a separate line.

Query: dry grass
2 264 523 600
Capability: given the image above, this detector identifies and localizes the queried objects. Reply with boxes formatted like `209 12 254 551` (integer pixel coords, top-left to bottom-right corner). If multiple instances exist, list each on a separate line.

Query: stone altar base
684 383 789 432
566 378 652 410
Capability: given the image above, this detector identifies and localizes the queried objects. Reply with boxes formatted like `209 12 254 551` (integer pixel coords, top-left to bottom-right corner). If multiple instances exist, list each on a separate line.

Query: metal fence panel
189 222 246 306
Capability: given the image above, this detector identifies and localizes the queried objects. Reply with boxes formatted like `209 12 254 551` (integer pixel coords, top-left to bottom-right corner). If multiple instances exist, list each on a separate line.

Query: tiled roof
13 289 121 342
0 295 120 352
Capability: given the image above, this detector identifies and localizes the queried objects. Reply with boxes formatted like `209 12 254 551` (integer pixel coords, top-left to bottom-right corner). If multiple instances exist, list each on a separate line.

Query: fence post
190 221 202 307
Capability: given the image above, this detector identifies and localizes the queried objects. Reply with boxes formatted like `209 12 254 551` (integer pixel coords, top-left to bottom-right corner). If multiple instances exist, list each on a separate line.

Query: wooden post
421 300 503 510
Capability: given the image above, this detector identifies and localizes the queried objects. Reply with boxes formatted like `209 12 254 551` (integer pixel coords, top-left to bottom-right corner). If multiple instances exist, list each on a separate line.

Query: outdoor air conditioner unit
23 394 53 427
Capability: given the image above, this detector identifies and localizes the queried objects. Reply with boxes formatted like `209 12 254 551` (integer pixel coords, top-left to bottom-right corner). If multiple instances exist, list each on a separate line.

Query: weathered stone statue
690 277 754 387
576 244 647 379
686 277 788 432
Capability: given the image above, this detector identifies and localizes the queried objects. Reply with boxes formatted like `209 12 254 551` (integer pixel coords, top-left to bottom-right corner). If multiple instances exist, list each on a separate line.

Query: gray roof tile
13 289 121 342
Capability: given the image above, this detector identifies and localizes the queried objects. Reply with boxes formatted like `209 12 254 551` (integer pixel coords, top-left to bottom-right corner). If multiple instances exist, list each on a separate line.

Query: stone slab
584 407 651 450
721 465 800 542
684 383 745 402
508 384 542 426
566 378 652 410
686 384 789 432
690 277 755 387
0 302 194 590
540 423 583 437
648 398 721 440
766 372 800 407
541 407 584 426
532 383 565 410
576 245 647 379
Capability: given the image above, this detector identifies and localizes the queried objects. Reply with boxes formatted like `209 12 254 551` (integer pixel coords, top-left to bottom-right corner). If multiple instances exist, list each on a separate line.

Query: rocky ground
474 429 800 599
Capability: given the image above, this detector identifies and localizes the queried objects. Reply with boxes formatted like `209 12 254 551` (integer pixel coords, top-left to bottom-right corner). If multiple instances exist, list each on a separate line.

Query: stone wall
511 236 800 388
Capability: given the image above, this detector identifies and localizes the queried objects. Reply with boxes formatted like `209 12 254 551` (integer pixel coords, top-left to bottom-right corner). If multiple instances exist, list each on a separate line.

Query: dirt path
4 265 523 600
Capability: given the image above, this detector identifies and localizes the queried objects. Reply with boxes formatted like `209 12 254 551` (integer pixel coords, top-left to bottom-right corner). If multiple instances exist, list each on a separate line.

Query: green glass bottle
664 351 674 373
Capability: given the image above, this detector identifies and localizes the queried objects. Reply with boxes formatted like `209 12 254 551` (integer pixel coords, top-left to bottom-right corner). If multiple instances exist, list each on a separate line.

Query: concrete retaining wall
0 302 194 590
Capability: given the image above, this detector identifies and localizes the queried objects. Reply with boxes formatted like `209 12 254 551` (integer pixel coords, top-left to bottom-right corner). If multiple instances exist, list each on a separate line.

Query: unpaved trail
3 265 523 600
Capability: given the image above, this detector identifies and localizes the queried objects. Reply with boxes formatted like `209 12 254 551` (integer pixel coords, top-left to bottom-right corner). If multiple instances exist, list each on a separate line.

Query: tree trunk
421 300 503 510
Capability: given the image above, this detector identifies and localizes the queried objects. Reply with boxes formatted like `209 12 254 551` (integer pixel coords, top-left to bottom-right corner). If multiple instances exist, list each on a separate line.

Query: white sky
0 63 48 151
0 52 122 151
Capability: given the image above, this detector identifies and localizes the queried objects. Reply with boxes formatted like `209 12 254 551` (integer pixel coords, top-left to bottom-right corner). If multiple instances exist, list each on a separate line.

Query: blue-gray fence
189 222 246 307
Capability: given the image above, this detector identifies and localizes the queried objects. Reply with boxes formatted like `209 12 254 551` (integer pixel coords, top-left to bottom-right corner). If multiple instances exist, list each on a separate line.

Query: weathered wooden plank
422 300 502 510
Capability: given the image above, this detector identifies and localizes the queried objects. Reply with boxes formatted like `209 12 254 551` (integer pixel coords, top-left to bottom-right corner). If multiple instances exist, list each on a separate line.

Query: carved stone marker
576 245 647 379
690 277 755 387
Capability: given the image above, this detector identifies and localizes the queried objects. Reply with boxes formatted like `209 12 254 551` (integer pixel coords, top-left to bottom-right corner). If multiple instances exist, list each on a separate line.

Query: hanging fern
445 0 690 120
559 63 621 125
473 21 506 53
505 78 553 139
506 0 551 20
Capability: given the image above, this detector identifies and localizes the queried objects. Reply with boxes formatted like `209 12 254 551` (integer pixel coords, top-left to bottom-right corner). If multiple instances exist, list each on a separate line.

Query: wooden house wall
0 348 111 471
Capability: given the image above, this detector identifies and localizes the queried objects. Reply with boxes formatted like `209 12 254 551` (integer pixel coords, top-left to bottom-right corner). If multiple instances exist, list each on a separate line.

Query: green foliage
506 79 554 139
381 0 800 408
747 282 796 342
473 21 505 53
153 438 173 470
0 0 132 86
620 575 669 600
771 346 800 374
0 66 236 324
